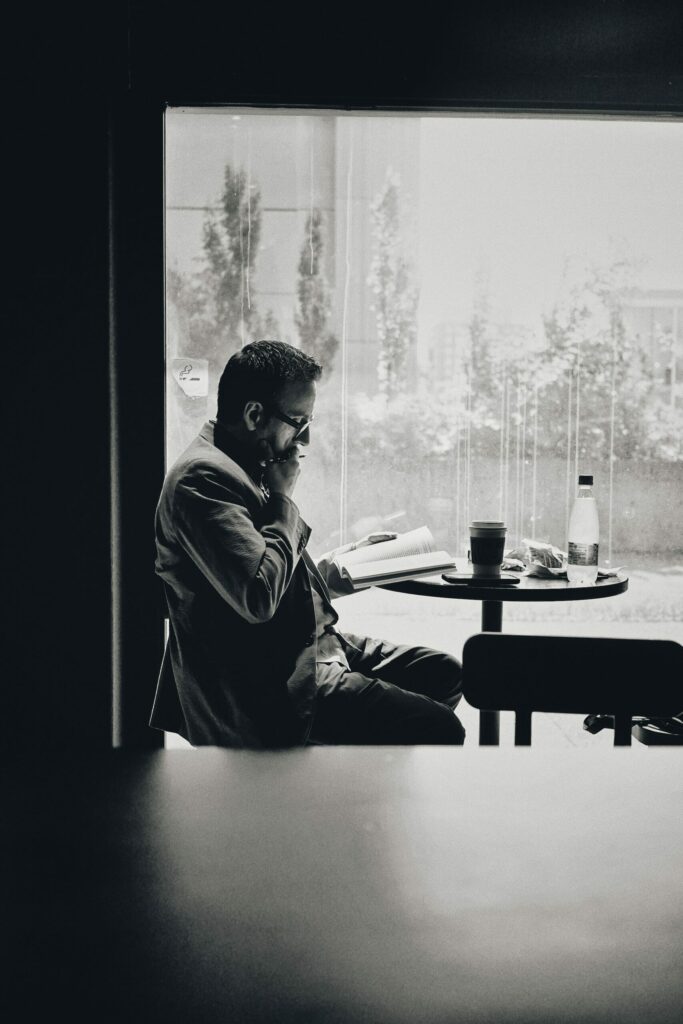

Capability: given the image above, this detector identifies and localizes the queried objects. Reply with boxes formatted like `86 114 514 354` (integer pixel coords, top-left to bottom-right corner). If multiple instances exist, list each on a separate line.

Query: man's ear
243 400 266 433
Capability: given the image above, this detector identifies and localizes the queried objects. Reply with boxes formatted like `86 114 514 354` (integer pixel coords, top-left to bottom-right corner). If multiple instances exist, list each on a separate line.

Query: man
151 340 465 748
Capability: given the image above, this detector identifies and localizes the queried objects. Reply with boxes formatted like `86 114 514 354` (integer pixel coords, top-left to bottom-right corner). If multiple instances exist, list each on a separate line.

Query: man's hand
262 443 302 498
351 531 398 550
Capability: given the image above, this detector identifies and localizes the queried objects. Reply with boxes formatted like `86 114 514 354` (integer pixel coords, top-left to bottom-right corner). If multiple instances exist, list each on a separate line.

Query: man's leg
308 636 465 745
341 632 463 709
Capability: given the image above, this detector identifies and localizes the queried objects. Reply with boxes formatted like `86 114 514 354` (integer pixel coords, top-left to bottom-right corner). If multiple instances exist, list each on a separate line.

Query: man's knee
442 650 462 685
422 701 466 745
451 712 466 744
396 644 463 709
429 650 463 708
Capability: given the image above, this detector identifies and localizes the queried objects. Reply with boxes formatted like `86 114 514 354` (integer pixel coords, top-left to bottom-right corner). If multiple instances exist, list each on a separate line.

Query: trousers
307 632 465 745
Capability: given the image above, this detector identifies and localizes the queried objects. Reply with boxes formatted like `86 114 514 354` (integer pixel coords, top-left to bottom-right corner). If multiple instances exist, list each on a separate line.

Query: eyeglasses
269 405 314 438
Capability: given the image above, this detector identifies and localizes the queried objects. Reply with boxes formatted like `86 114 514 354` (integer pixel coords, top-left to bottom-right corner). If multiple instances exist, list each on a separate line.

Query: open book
334 526 455 590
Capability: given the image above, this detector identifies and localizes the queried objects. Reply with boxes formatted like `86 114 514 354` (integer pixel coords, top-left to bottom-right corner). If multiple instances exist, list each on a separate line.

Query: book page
335 526 436 570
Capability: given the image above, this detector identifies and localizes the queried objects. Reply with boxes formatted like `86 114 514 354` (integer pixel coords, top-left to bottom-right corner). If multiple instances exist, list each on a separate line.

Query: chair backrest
462 633 683 746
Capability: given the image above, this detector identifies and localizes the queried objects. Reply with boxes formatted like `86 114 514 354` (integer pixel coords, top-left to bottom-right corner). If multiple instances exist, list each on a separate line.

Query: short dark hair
216 340 323 424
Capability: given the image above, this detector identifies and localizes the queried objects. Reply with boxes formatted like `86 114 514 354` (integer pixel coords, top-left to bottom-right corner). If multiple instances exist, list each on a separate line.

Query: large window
164 108 682 741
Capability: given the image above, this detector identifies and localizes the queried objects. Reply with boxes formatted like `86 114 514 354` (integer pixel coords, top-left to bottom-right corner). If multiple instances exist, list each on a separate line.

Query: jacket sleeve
315 542 357 600
172 466 311 624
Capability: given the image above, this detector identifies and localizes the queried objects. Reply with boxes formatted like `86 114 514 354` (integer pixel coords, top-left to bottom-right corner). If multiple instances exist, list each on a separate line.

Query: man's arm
173 466 310 624
316 532 397 600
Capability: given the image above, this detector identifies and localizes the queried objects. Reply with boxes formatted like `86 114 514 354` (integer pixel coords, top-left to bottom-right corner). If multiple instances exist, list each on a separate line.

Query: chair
462 633 683 746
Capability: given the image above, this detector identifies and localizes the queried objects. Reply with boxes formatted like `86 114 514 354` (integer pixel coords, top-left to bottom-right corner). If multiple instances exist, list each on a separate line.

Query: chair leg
479 710 500 745
515 710 532 746
613 714 633 746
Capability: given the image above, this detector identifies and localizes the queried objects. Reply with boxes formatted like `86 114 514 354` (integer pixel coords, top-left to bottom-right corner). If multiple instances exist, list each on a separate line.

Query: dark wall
138 2 683 111
5 7 122 752
4 2 683 751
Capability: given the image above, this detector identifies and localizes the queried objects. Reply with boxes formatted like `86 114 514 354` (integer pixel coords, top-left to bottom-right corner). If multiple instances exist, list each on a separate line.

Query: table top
383 571 629 602
5 746 681 1023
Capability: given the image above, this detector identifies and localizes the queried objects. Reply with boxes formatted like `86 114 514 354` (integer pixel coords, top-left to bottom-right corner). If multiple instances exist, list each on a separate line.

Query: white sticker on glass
171 357 209 398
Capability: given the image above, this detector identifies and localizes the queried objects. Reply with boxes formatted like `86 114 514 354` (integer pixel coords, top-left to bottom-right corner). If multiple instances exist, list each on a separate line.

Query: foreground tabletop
5 746 682 1023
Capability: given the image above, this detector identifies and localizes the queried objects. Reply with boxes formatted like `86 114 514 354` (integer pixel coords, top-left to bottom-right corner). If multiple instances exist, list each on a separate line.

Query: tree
537 258 655 460
199 163 263 351
294 208 338 368
368 169 419 397
166 163 281 388
468 279 498 405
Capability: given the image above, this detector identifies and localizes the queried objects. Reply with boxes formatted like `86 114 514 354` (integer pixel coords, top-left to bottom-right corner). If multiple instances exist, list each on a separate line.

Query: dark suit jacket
151 420 348 748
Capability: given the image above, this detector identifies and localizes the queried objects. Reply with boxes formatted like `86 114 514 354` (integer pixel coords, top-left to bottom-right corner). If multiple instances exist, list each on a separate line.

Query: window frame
111 42 683 747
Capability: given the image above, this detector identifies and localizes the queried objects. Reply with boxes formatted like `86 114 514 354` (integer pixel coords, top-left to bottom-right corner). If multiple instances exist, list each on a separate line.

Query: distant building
421 319 537 395
622 289 683 409
423 321 470 390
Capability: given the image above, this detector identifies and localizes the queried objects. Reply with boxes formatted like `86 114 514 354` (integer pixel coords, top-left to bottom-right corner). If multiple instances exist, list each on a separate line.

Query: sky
417 115 683 335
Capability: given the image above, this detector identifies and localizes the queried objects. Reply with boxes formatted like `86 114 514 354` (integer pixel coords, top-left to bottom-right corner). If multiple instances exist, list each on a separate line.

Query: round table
382 572 629 744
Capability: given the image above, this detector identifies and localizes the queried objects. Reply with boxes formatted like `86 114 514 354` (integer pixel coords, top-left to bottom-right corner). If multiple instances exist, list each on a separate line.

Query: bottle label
567 542 598 566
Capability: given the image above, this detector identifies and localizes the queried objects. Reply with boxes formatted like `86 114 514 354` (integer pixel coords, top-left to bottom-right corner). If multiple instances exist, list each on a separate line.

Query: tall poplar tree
368 169 419 397
167 162 281 388
295 208 338 368
199 164 262 351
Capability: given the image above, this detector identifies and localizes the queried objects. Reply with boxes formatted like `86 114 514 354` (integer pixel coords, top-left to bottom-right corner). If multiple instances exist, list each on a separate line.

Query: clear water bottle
567 475 599 584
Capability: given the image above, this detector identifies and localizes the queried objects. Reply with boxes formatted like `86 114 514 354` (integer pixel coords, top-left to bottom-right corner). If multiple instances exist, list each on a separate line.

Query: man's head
216 340 322 459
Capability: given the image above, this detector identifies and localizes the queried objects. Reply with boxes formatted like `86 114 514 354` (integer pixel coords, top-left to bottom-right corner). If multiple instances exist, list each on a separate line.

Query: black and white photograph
4 2 683 1021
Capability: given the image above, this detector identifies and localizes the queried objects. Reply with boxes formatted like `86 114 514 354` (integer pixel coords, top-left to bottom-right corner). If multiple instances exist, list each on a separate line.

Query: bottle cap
578 474 593 485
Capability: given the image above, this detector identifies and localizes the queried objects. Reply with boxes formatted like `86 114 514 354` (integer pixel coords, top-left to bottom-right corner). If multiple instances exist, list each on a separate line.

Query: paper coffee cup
469 521 507 577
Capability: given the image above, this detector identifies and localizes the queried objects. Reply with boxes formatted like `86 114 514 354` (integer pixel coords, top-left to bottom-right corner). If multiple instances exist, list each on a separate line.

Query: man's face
257 379 316 459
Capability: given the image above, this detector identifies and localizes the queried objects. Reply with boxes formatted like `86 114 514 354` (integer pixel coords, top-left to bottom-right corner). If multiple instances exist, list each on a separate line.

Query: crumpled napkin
504 538 623 580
